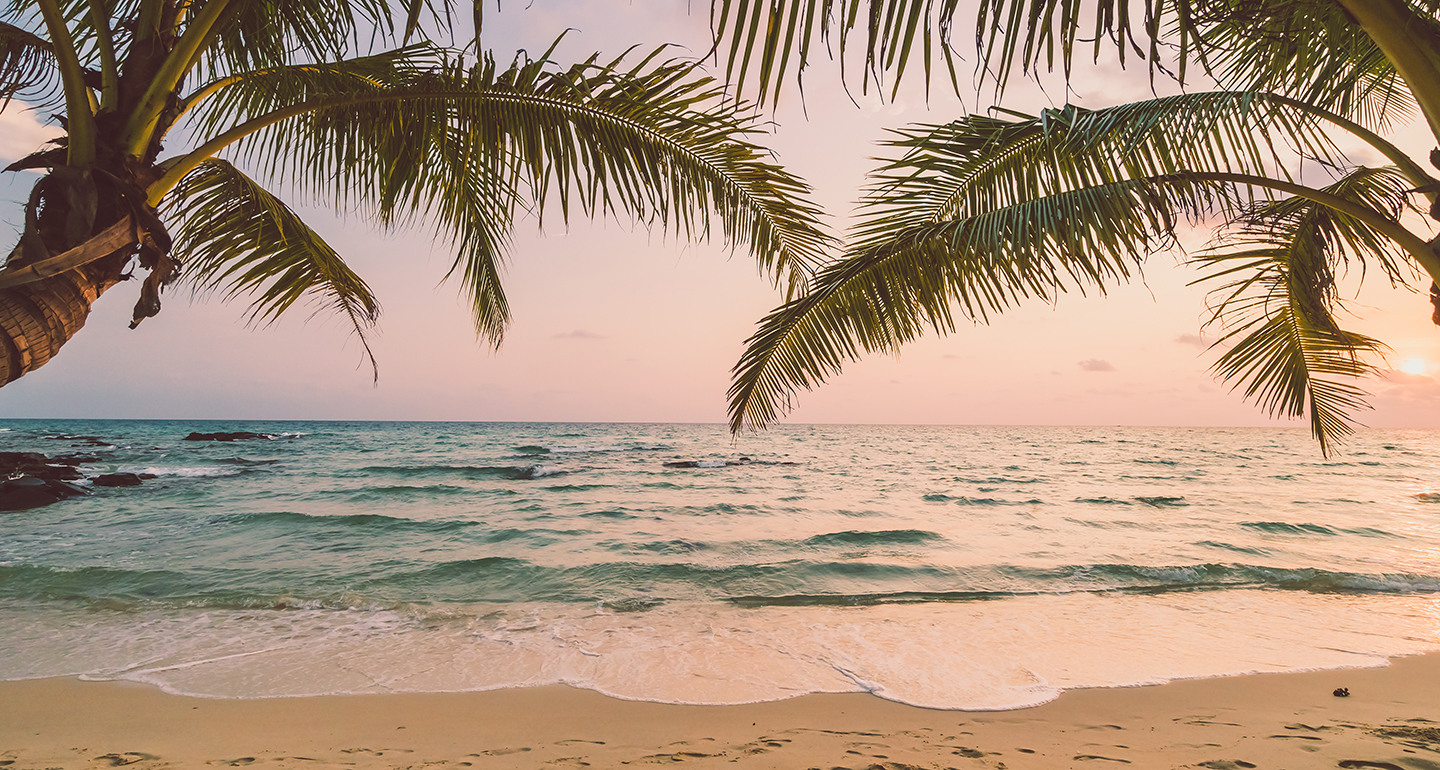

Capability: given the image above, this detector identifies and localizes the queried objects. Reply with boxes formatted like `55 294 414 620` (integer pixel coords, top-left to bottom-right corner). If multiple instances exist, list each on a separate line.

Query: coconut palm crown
0 0 832 385
715 0 1440 454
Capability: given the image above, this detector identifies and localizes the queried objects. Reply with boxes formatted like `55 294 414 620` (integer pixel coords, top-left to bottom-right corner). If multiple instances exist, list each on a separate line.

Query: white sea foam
2 589 1436 707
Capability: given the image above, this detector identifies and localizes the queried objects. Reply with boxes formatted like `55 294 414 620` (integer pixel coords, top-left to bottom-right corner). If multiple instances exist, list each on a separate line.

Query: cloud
1382 369 1436 385
0 110 58 169
554 329 604 340
1174 333 1210 349
1078 359 1116 372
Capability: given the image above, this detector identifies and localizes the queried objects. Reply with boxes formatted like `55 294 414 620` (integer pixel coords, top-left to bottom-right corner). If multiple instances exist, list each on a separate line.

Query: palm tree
0 0 831 385
715 0 1440 454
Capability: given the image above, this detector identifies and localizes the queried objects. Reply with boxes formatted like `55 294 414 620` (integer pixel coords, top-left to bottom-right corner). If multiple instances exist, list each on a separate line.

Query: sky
1 1 1439 430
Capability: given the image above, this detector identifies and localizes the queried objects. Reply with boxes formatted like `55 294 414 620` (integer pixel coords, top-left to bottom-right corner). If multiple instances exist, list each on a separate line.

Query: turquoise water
1 420 1439 709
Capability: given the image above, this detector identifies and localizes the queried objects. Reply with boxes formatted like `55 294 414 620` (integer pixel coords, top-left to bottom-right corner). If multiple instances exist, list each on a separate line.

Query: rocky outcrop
93 472 145 487
663 457 800 469
182 431 275 442
0 451 97 511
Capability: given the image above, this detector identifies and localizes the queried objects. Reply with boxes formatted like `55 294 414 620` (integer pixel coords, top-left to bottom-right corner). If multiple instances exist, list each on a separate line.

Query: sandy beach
1 653 1437 769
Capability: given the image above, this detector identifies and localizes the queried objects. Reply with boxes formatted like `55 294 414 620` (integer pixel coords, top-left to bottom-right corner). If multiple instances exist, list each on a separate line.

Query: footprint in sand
216 759 256 767
1285 723 1336 733
642 751 719 762
554 739 606 747
1339 762 1406 770
1073 755 1131 764
94 753 159 766
471 747 533 756
1197 761 1257 769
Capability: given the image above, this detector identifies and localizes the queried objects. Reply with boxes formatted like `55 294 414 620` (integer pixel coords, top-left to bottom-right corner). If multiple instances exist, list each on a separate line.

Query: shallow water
2 420 1438 709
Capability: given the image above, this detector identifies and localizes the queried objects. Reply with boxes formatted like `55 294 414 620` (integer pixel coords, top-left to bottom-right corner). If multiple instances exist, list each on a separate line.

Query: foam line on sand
2 653 1439 768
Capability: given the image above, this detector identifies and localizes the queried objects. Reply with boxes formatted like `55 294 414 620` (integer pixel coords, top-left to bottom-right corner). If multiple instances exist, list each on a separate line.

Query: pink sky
1 1 1438 430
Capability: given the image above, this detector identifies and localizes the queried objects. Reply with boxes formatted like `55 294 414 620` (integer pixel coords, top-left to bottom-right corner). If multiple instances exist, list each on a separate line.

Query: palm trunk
0 214 142 385
0 264 124 385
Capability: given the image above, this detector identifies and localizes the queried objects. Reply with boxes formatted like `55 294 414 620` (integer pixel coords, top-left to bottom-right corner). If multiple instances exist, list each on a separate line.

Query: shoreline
3 653 1439 768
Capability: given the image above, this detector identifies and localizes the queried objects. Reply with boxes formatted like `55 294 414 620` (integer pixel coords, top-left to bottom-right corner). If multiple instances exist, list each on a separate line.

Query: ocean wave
1240 521 1339 536
804 529 945 547
214 510 484 533
356 464 567 481
954 476 1044 485
1134 496 1187 507
927 496 1043 506
218 511 592 540
307 484 478 503
137 465 244 478
1194 540 1274 556
5 559 1439 612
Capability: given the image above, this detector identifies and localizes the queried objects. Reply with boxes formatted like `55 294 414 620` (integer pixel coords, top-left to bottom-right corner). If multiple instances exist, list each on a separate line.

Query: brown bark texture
0 264 123 385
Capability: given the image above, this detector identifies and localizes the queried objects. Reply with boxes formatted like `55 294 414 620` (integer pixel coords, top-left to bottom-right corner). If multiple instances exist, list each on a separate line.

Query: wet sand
2 653 1438 768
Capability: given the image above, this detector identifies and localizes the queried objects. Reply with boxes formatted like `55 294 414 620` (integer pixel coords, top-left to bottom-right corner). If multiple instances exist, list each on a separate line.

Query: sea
1 419 1438 710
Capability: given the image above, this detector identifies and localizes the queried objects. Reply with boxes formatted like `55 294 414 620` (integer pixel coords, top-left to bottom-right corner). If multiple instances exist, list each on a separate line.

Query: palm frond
188 44 833 343
194 0 401 80
728 90 1419 434
728 173 1235 430
852 93 1344 254
179 43 449 139
1199 1 1418 131
0 20 57 107
709 0 965 106
706 0 1422 135
1196 166 1415 454
165 159 382 375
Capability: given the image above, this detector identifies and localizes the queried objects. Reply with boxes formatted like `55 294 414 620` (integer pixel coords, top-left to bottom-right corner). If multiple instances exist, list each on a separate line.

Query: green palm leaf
709 0 965 106
852 93 1347 255
0 20 56 107
1198 166 1415 454
708 0 1435 133
1199 2 1418 130
728 93 1423 442
173 44 832 343
728 173 1235 430
166 158 382 375
179 44 450 137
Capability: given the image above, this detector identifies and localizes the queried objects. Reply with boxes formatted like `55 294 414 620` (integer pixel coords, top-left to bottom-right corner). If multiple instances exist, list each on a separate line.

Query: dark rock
50 480 90 497
0 483 61 511
0 474 90 511
137 473 158 480
182 431 275 442
0 451 48 466
5 475 48 488
663 458 800 469
94 473 144 487
0 451 85 480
